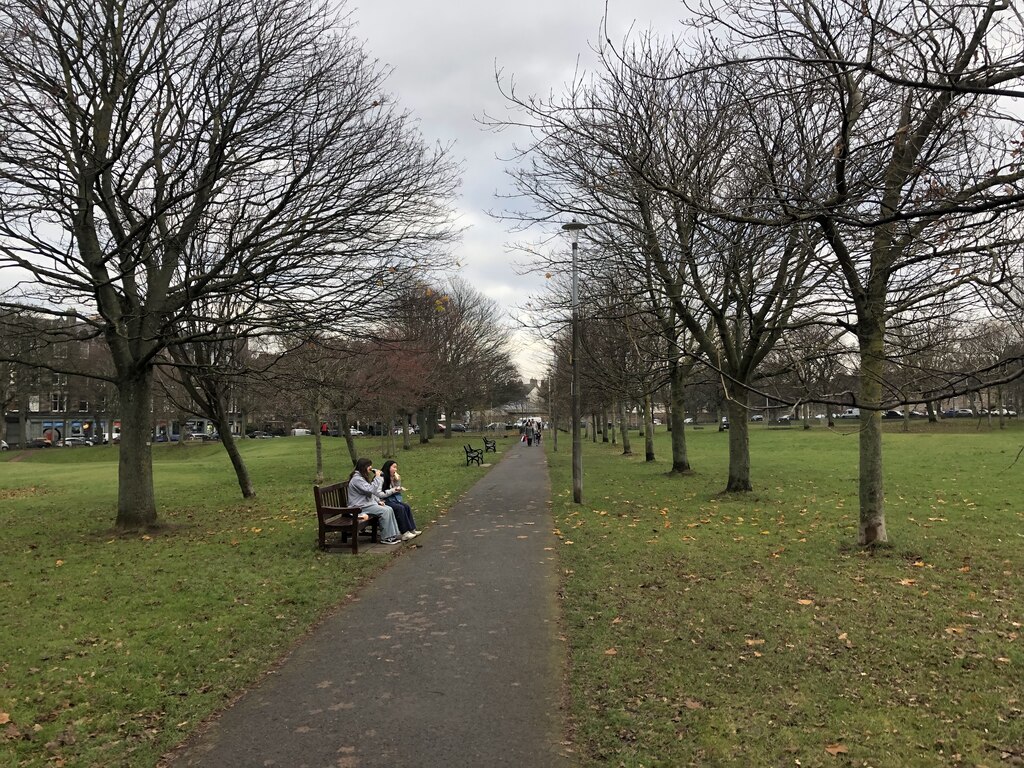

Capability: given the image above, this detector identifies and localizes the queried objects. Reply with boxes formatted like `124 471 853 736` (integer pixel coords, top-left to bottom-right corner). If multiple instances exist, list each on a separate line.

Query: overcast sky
351 1 687 381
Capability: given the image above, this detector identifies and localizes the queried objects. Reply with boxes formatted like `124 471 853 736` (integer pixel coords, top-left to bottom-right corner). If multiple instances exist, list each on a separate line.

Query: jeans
361 503 399 540
384 497 417 533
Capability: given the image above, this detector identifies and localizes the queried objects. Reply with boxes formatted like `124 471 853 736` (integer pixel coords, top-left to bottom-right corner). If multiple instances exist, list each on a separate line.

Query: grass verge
549 424 1024 767
0 435 498 767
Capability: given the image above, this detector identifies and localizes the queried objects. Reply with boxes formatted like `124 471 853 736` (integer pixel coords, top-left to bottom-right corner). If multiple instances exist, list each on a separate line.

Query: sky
350 0 689 381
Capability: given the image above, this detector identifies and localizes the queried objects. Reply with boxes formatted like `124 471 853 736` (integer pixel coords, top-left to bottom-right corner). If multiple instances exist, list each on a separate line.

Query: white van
291 428 312 436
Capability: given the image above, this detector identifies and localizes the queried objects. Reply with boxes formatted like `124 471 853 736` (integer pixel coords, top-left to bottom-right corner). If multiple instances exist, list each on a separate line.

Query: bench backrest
314 480 350 512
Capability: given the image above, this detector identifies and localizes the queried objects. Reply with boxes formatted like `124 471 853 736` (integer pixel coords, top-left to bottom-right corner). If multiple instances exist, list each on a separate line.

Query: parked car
349 429 364 436
450 423 467 432
720 417 729 430
27 437 52 448
683 417 694 424
750 414 764 422
247 431 271 439
992 407 1018 417
776 414 791 423
1 439 8 451
955 408 974 417
882 410 904 420
63 436 93 447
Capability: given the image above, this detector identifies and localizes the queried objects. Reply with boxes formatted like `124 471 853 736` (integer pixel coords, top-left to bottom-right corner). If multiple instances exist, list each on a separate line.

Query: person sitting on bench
348 458 402 545
379 460 420 541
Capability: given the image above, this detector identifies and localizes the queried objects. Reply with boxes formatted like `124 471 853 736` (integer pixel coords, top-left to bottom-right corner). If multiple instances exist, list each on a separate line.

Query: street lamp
562 218 587 503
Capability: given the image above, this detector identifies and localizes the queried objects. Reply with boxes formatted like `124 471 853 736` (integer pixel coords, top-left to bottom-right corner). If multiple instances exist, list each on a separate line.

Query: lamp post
562 219 587 503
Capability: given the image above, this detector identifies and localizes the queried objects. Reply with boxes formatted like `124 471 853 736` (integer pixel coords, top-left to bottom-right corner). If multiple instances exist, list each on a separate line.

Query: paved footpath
166 440 568 768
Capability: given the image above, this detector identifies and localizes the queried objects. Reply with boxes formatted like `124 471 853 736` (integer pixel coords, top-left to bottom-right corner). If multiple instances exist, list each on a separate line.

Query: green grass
0 434 498 767
548 423 1024 767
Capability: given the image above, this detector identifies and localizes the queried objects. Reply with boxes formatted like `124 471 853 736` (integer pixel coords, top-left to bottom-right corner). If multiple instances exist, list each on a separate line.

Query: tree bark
221 429 255 497
667 358 691 473
115 369 157 529
726 397 752 492
644 394 655 462
313 406 324 485
857 324 888 545
617 400 632 455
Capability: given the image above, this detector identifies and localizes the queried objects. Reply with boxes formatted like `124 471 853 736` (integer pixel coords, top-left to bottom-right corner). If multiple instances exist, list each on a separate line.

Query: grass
548 422 1024 767
0 434 496 768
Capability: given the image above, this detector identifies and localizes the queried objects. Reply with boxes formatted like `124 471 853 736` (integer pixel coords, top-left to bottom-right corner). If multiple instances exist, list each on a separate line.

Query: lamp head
561 218 587 244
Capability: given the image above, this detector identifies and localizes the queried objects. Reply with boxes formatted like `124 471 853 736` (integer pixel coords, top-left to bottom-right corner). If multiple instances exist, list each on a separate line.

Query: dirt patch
0 486 46 500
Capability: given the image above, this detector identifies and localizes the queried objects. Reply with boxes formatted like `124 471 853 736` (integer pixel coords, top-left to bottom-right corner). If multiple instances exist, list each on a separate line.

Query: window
78 400 89 412
53 344 68 359
51 393 68 412
29 396 40 413
51 372 67 386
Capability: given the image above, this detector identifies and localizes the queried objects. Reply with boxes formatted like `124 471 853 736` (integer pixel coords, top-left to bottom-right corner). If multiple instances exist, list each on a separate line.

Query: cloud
351 1 686 379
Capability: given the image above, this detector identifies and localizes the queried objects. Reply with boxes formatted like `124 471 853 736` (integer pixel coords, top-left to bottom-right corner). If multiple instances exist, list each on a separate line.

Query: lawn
3 424 1022 767
548 422 1024 767
0 435 494 767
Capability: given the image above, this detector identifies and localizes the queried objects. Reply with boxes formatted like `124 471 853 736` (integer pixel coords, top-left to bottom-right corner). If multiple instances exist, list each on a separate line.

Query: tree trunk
313 405 324 484
115 369 157 529
926 400 938 423
342 410 358 467
857 325 888 545
644 394 655 462
221 428 256 497
617 400 632 455
725 397 752 492
668 359 691 473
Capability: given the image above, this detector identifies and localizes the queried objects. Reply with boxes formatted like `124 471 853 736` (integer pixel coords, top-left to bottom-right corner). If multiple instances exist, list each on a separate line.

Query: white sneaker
401 531 415 541
412 530 422 536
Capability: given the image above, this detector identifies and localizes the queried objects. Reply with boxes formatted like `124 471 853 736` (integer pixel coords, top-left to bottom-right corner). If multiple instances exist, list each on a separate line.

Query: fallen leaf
683 699 703 709
0 713 10 725
897 578 917 586
825 743 849 756
604 648 618 655
797 599 814 605
745 638 765 646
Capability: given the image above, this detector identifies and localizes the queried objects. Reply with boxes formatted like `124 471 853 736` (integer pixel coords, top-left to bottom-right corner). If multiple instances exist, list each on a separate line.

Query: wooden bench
464 444 483 466
482 437 497 453
313 480 379 553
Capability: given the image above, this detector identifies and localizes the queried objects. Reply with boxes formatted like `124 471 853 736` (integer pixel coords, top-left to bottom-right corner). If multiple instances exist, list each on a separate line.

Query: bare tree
676 0 1024 542
0 0 458 527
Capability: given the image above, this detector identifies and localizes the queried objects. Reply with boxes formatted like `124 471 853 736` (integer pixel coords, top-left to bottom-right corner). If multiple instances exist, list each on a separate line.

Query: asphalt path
166 438 568 768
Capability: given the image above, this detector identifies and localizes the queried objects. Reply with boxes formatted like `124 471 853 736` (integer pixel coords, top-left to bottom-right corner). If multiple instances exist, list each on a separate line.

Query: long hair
380 460 397 491
352 457 372 479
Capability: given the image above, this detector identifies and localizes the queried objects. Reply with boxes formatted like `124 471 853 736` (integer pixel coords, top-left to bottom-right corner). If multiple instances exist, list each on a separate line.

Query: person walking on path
166 439 568 768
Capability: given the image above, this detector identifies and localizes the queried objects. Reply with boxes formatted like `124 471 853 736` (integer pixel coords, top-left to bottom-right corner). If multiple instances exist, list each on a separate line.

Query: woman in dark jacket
380 459 420 540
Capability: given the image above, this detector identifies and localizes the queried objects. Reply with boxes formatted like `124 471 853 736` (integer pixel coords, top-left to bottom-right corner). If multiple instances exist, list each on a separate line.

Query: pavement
165 439 569 768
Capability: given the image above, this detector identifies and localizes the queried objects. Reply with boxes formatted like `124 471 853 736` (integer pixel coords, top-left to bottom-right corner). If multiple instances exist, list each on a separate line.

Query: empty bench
483 438 497 453
464 444 483 466
313 480 380 553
